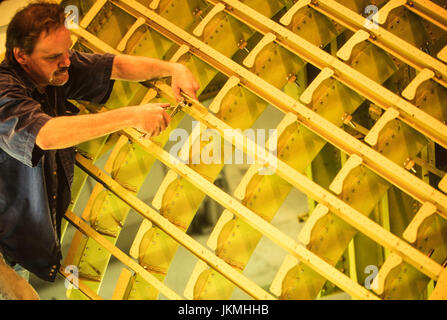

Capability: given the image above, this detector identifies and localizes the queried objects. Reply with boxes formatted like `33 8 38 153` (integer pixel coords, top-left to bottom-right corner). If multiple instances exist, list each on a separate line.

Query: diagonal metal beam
74 155 277 300
311 0 447 87
63 209 184 300
72 3 447 220
150 82 444 282
200 0 447 149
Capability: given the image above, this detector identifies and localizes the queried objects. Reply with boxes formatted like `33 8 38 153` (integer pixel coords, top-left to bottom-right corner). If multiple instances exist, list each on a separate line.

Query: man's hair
5 1 66 63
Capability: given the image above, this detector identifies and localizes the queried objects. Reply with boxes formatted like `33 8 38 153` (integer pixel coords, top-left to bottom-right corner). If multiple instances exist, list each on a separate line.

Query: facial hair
49 67 69 86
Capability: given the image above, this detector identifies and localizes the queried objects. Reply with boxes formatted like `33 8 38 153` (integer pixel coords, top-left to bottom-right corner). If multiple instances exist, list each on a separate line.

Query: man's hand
36 55 197 149
170 63 200 102
37 102 173 150
112 56 200 102
135 103 172 138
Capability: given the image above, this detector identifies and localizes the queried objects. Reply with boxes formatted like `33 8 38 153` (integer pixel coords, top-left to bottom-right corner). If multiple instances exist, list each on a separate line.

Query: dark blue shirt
0 50 115 281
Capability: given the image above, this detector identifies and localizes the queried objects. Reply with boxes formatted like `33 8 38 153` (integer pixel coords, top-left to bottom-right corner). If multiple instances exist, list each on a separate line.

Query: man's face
15 26 73 89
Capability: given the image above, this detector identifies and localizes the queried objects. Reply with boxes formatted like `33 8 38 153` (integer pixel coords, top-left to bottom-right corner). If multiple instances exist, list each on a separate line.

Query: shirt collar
1 58 44 95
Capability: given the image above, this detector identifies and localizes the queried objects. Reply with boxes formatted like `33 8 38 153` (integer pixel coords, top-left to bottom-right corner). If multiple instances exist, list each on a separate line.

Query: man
0 1 199 299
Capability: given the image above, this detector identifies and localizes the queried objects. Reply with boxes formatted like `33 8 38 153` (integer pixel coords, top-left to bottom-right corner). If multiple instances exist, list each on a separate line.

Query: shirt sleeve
0 85 52 167
63 51 116 104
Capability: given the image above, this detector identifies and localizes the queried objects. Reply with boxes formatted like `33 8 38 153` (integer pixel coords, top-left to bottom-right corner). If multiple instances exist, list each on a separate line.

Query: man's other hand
170 63 200 102
136 103 172 138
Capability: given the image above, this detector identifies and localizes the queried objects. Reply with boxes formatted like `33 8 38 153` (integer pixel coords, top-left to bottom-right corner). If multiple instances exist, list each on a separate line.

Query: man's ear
13 48 28 65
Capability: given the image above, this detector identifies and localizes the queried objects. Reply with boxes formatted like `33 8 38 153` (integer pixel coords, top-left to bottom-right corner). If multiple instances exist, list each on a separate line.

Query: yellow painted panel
194 267 235 300
57 0 447 301
127 273 165 300
242 0 290 18
414 81 447 124
385 8 429 50
125 26 174 58
158 0 210 32
249 43 305 90
139 227 180 274
287 6 341 46
130 21 308 299
280 122 429 299
349 43 398 84
87 2 136 49
377 186 447 299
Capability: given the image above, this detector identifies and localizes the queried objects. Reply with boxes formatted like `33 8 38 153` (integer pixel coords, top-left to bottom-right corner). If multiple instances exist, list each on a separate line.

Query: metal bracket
298 204 329 245
233 113 296 200
279 0 311 26
169 44 190 62
403 202 437 243
243 33 276 68
152 170 179 209
209 76 240 113
336 30 370 62
429 267 447 300
193 3 226 37
206 210 234 250
373 0 406 25
364 108 400 147
129 219 153 259
438 45 447 63
299 67 334 104
117 17 146 52
149 0 161 10
270 254 298 296
371 252 403 296
275 113 299 138
80 0 107 28
233 165 261 200
402 68 435 101
184 260 208 299
329 154 363 195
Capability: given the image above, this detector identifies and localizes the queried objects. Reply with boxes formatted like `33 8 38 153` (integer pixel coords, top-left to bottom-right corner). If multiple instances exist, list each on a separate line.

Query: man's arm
36 54 200 150
111 54 200 101
36 53 199 150
36 103 171 150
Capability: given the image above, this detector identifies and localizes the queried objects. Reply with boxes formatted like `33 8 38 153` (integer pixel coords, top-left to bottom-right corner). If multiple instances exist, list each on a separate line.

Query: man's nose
59 53 70 68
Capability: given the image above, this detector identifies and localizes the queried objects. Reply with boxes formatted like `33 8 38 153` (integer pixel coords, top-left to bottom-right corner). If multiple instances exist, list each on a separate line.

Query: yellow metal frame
91 0 447 222
55 0 447 300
